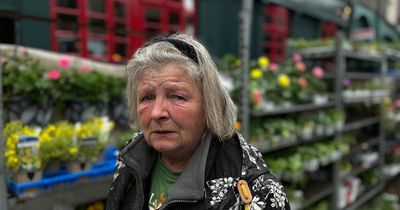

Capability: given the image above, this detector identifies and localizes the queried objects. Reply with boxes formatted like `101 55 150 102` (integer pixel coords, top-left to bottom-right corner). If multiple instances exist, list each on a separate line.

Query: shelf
341 183 384 210
348 137 379 155
344 50 383 62
256 134 334 154
340 160 379 180
343 117 379 132
295 184 333 210
251 102 335 117
296 46 336 59
344 72 383 79
9 176 112 210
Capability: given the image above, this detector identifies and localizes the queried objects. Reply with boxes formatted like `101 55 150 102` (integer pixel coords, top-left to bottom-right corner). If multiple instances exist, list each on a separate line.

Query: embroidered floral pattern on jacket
206 177 239 207
251 176 288 210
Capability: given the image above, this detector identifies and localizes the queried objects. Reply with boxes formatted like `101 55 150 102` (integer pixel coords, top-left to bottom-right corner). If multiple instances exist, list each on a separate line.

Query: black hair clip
143 37 199 64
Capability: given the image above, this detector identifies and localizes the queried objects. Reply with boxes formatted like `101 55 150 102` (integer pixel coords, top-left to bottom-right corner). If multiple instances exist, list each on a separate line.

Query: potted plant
54 64 114 123
39 121 78 173
2 52 58 126
75 117 114 170
4 121 43 183
297 113 315 140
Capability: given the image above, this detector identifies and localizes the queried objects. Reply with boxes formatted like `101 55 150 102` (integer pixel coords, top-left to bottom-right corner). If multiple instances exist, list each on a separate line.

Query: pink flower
21 48 28 56
312 66 324 78
395 99 400 108
295 62 306 72
292 53 302 63
58 58 71 69
0 56 4 63
82 66 90 73
47 70 61 80
269 63 279 73
298 77 308 88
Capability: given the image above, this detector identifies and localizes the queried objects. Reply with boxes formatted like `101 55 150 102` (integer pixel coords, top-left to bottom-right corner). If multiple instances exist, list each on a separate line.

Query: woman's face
136 64 206 158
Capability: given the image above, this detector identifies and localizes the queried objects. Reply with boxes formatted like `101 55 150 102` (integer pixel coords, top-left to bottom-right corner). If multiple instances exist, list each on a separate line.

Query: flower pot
301 128 313 140
5 96 52 126
304 159 319 172
66 161 92 173
13 170 43 184
313 94 328 105
43 161 63 175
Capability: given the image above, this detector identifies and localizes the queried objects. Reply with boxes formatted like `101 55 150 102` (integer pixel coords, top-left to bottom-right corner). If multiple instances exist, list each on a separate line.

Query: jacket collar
119 131 212 205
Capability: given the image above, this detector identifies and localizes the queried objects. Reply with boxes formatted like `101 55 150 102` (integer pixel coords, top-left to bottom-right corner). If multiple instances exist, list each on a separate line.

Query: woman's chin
150 142 178 154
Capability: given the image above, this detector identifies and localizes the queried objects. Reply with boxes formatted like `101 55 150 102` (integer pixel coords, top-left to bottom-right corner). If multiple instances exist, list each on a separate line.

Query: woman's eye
172 95 186 101
140 95 154 102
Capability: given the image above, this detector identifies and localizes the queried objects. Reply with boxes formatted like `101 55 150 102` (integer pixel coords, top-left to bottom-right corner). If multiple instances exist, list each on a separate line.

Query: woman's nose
150 97 169 120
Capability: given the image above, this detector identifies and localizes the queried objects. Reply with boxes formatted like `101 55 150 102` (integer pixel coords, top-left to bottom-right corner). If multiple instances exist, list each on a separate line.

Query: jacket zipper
119 156 146 210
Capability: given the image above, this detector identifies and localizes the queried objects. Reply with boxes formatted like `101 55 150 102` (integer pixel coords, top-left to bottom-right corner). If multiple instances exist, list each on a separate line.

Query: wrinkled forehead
135 63 201 89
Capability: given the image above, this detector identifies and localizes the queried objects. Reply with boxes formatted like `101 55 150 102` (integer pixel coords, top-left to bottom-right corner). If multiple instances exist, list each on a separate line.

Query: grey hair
126 33 237 140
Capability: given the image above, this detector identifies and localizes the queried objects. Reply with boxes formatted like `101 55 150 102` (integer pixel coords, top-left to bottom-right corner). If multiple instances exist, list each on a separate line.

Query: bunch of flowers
247 54 327 110
75 117 115 162
4 121 42 173
38 121 77 164
4 117 115 174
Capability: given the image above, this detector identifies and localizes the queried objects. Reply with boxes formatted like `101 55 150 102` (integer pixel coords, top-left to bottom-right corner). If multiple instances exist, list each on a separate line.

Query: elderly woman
106 34 290 210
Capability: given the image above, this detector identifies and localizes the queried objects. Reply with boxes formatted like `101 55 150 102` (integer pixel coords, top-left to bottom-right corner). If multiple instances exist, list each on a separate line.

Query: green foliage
2 53 55 106
289 38 336 49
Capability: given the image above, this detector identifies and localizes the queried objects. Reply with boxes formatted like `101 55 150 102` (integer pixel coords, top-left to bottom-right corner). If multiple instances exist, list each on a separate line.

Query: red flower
58 58 71 69
47 70 61 80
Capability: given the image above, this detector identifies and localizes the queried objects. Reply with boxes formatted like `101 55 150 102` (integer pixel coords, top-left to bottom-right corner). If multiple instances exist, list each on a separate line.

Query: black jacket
106 132 290 210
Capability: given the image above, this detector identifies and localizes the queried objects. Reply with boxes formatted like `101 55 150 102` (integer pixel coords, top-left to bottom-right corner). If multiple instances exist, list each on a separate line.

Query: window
56 14 78 31
89 18 106 34
50 0 194 63
146 8 161 23
263 5 289 62
57 0 77 8
114 2 126 17
89 39 107 56
57 36 80 53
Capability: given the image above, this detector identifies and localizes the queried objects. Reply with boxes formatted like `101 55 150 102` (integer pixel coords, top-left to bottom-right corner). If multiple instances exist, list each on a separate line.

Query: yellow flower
69 147 78 154
384 97 392 106
251 68 263 80
278 74 291 88
258 56 270 68
235 59 241 67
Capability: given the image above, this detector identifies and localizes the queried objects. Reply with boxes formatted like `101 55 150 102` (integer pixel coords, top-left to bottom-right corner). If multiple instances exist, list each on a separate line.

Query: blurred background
1 0 400 210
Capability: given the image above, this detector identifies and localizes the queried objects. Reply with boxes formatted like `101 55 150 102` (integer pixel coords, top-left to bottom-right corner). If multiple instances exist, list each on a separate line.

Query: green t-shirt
148 156 181 210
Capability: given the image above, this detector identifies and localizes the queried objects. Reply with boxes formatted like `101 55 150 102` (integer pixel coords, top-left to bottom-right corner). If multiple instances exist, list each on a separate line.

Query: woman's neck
160 153 193 173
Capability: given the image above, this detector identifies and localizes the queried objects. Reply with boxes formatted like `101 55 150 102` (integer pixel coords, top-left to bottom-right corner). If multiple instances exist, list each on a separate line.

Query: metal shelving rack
301 32 387 210
247 32 394 210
